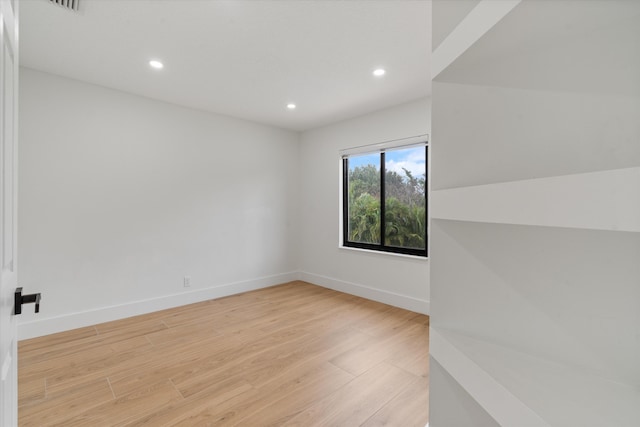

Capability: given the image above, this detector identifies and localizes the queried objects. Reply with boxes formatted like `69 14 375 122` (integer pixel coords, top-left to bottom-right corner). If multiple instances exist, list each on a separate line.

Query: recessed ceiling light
373 68 386 77
287 103 297 110
149 60 164 69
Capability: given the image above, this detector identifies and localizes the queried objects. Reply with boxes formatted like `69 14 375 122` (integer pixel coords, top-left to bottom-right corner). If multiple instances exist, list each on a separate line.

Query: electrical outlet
183 276 191 288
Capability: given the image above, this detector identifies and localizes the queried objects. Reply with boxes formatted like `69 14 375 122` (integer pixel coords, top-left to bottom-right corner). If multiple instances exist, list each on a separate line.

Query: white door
0 0 18 425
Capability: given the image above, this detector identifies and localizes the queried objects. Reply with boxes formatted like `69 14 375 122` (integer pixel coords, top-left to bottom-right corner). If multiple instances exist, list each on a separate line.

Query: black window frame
342 144 428 257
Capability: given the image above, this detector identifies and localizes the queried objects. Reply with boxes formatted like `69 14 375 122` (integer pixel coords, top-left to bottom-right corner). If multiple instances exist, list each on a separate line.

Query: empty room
1 0 639 426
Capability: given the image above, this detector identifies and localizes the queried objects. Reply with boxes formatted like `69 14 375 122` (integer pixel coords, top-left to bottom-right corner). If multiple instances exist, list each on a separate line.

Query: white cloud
385 146 426 179
385 159 425 179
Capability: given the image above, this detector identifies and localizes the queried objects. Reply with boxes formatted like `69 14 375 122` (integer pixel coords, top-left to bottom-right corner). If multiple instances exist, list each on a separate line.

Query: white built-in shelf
433 0 640 95
431 327 640 427
431 166 640 233
431 1 640 426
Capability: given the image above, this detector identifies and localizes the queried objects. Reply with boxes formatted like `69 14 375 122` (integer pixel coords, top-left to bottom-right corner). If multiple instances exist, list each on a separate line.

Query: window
342 141 428 257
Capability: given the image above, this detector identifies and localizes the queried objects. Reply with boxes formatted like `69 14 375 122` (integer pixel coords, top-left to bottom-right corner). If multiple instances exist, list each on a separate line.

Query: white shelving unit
430 1 640 426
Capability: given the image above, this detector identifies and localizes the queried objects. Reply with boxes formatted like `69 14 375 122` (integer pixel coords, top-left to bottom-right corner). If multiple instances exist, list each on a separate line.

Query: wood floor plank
19 319 165 369
241 326 369 388
411 312 431 326
43 336 156 395
19 378 114 426
61 380 182 427
355 305 426 337
388 342 430 378
171 327 319 398
108 333 244 398
235 363 355 427
362 376 430 427
116 377 253 427
18 281 429 426
18 327 100 366
386 320 430 378
20 341 121 384
18 326 97 355
330 321 428 376
94 318 169 341
16 377 45 408
173 362 354 427
143 321 222 347
157 300 225 329
214 302 309 342
94 310 178 334
282 362 417 427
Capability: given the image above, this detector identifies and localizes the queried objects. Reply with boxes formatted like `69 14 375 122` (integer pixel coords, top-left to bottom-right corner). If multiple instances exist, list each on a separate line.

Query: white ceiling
20 0 431 131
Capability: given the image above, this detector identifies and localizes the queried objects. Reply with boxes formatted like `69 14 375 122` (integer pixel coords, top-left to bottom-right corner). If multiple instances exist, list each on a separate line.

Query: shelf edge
430 327 550 427
432 0 522 79
430 167 640 233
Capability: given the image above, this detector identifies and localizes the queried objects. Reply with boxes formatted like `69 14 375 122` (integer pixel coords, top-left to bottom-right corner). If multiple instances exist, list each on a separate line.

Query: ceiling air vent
48 0 80 12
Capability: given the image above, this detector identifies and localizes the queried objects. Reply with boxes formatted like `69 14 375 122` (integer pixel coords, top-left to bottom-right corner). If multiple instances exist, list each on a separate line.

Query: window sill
339 245 429 261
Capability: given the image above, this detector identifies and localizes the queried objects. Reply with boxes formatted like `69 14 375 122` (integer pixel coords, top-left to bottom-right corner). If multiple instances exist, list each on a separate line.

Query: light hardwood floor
18 281 429 426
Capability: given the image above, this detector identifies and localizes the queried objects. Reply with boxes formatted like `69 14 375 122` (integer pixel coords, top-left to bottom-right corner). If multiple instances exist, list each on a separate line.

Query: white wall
18 68 300 338
298 98 431 313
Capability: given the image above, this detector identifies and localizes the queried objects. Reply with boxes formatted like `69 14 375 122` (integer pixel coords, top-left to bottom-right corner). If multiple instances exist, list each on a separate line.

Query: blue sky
348 146 425 178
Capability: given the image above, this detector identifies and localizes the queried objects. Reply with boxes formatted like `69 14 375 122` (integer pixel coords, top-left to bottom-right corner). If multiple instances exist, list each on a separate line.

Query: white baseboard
299 271 429 315
19 270 429 340
18 271 300 340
